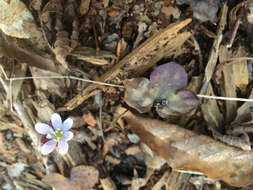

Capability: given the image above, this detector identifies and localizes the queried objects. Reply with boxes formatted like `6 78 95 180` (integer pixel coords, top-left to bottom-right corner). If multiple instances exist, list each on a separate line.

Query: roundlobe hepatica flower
35 113 73 155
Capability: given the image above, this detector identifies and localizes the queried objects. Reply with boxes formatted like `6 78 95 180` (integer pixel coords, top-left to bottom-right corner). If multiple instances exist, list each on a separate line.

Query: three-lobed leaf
124 62 199 117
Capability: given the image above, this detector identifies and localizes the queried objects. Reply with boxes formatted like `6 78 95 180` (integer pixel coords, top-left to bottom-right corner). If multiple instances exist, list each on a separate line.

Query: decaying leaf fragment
43 165 99 190
0 133 19 163
0 32 57 73
219 45 236 124
79 0 91 15
176 0 219 22
0 0 47 50
124 78 155 113
37 0 79 70
124 111 253 187
70 46 116 65
232 46 249 90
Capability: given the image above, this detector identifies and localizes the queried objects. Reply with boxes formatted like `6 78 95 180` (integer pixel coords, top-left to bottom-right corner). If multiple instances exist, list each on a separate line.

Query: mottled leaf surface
150 62 187 94
124 78 157 113
124 62 199 116
167 90 199 113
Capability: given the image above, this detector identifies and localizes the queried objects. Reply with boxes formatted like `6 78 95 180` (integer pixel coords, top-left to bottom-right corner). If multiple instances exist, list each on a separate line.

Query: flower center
52 129 63 141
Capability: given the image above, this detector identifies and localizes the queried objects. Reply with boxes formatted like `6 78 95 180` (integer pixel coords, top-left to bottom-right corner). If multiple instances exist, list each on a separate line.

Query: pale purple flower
35 113 73 155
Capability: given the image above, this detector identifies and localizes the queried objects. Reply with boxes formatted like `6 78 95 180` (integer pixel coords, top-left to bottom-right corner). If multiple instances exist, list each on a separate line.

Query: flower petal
58 140 69 155
51 113 62 130
62 131 73 141
62 118 73 131
41 140 57 155
35 123 52 134
46 133 53 139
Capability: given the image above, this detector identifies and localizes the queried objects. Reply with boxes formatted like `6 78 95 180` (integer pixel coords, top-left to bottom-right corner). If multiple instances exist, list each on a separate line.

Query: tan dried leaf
232 46 248 90
43 165 99 190
43 173 72 190
79 0 90 15
219 45 236 123
0 133 18 163
39 0 79 70
200 84 224 128
82 112 97 127
70 46 116 65
0 0 47 50
30 67 65 97
0 32 57 72
124 111 253 187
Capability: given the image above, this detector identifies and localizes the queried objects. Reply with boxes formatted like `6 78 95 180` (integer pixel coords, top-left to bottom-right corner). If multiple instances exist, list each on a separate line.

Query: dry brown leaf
100 177 117 190
124 111 253 187
166 172 191 190
161 6 180 19
42 173 73 190
0 0 47 50
0 59 27 103
82 112 97 127
219 45 237 124
200 4 227 95
103 133 123 156
232 46 248 91
39 0 79 70
0 31 57 72
43 165 99 190
0 117 25 136
0 133 18 163
200 84 224 128
70 46 116 65
232 89 253 124
79 0 91 15
30 67 65 97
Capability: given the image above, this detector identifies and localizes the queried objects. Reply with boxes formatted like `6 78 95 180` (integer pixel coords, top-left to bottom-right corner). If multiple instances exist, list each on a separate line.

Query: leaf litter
1 0 253 190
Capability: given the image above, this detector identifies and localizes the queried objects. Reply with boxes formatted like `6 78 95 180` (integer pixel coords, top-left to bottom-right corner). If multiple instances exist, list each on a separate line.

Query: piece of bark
124 111 253 187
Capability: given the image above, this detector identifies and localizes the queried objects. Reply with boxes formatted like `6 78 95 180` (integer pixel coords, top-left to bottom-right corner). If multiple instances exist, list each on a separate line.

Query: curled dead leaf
82 112 97 127
124 111 253 187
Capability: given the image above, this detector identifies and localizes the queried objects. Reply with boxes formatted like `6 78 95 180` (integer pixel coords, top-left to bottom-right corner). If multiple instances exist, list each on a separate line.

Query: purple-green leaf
155 90 199 117
124 78 156 113
150 62 188 94
168 90 199 113
124 62 199 117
